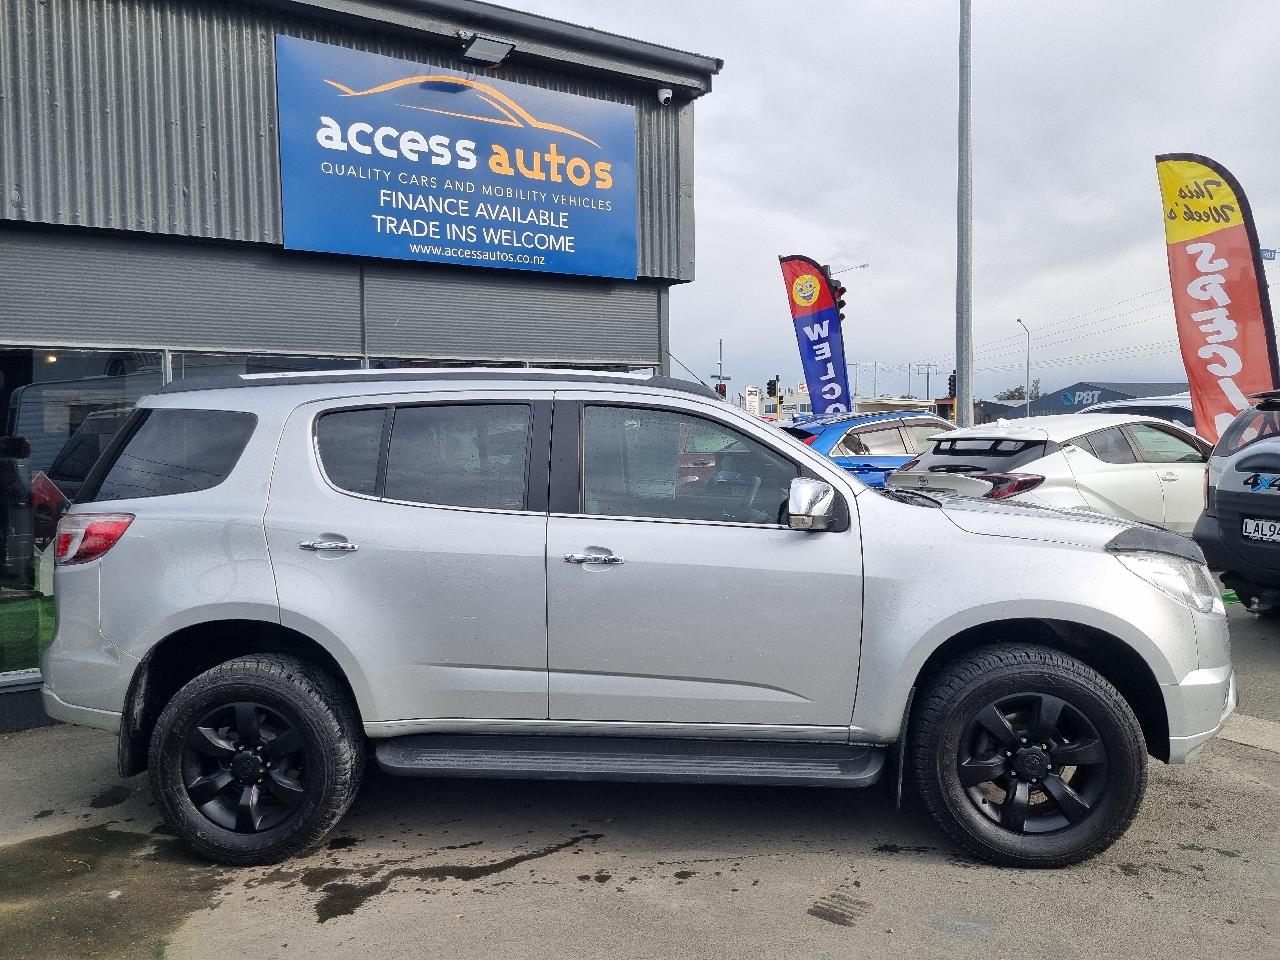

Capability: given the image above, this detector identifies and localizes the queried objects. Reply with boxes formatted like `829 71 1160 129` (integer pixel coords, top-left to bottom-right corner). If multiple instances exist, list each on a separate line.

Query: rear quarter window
83 408 257 502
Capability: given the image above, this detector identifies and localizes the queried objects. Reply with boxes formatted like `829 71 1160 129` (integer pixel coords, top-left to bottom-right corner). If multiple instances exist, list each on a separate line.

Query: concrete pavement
2 608 1277 960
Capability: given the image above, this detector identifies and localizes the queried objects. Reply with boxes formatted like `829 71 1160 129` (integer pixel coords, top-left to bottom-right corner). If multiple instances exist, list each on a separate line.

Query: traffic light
715 382 727 398
766 377 778 398
947 369 957 398
822 264 848 321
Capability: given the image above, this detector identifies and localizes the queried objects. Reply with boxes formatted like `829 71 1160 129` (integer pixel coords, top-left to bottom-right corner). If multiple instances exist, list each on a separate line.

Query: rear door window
85 408 257 501
384 404 531 511
1073 427 1137 464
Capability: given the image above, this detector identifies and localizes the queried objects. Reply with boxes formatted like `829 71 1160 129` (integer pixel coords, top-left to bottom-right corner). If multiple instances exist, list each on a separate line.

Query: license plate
1241 517 1280 542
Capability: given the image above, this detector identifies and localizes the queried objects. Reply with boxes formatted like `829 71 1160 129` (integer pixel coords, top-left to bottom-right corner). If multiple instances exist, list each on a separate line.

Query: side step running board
375 734 886 788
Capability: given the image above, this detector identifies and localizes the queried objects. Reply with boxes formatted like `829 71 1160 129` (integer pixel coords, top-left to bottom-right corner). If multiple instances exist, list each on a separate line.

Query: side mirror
788 477 837 531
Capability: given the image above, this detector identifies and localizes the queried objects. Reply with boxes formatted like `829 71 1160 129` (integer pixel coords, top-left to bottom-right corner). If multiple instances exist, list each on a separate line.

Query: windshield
1215 406 1280 456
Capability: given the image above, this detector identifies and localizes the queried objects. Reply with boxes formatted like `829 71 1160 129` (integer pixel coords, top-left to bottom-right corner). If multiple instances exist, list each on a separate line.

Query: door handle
1159 472 1179 482
299 540 359 552
564 553 623 565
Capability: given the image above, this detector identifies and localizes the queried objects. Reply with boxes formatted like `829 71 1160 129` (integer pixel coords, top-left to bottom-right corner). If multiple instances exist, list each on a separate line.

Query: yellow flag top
1157 158 1244 245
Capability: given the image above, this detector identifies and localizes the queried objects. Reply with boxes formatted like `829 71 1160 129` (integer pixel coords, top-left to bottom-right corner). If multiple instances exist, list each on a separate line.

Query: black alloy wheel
183 701 309 833
911 644 1147 868
957 692 1108 834
150 654 364 865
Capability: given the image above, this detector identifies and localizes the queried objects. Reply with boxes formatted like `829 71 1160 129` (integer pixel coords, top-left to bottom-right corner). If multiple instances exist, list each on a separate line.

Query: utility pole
955 0 974 426
708 338 732 399
1016 318 1031 417
906 363 912 398
916 363 938 403
873 361 879 398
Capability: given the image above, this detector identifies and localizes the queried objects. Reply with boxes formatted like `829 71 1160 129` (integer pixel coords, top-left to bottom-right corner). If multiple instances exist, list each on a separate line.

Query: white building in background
744 381 812 421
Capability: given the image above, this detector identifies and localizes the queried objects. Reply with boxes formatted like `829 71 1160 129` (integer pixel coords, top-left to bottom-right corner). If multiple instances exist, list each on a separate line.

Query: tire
910 644 1147 868
148 654 364 866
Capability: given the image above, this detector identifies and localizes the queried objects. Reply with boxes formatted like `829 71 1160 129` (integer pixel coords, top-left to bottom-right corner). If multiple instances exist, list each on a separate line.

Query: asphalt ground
1 604 1276 960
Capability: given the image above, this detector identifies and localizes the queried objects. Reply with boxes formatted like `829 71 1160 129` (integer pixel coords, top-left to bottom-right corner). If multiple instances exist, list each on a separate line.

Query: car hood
934 494 1137 550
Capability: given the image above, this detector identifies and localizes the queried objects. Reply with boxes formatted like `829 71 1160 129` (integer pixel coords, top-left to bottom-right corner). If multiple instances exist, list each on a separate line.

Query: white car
1079 393 1197 435
887 413 1211 533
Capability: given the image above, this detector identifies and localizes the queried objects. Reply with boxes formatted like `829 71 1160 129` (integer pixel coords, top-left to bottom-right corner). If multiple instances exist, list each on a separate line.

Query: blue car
782 410 955 487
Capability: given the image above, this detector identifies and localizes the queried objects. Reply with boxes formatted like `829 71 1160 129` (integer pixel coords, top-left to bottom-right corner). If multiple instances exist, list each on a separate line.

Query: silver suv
41 370 1236 868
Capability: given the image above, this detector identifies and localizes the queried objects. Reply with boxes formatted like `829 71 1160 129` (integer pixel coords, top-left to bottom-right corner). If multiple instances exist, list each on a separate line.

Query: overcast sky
513 0 1280 400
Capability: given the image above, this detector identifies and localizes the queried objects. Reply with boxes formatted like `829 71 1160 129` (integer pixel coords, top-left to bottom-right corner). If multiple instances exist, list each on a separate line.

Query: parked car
42 370 1234 869
780 410 955 487
1195 392 1280 613
1079 393 1197 434
888 413 1211 533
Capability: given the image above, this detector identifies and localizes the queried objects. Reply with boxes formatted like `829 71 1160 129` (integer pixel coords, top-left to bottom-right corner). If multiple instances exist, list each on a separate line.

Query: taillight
54 513 134 565
979 473 1045 500
898 457 922 472
802 434 819 446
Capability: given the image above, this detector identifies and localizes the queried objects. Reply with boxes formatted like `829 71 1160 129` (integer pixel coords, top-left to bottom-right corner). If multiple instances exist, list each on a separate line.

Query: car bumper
42 685 122 733
1163 665 1236 763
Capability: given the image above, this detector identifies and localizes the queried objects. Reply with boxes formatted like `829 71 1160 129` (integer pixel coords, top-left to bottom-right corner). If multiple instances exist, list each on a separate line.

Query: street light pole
955 0 974 426
1016 318 1031 417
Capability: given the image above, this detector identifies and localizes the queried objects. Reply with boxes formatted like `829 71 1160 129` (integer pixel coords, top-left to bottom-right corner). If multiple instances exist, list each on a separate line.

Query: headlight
1114 550 1224 615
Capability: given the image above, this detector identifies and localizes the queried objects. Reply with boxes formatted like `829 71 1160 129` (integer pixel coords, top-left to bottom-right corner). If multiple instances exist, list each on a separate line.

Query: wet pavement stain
88 785 133 809
0 823 227 960
326 835 359 851
248 832 605 923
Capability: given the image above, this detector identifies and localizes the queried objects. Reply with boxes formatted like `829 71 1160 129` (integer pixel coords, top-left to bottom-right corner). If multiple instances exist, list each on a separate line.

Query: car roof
152 367 720 401
788 409 945 432
938 413 1180 442
1080 393 1192 411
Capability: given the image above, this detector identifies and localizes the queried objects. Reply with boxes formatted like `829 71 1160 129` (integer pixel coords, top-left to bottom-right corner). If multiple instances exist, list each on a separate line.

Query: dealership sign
274 36 638 279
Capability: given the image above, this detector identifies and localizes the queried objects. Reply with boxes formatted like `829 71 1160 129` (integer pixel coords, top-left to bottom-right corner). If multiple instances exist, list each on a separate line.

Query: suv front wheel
911 644 1148 867
149 654 364 866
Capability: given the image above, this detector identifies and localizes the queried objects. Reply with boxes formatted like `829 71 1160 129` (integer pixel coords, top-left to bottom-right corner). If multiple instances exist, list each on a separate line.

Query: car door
1123 422 1209 533
1062 425 1165 526
830 424 910 487
265 392 552 723
545 392 864 729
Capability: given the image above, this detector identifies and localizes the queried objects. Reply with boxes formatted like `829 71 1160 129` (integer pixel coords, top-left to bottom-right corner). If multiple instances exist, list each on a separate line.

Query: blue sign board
274 36 638 279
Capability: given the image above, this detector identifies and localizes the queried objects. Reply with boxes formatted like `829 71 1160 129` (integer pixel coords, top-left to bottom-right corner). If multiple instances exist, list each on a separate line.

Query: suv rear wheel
148 654 364 866
911 644 1147 867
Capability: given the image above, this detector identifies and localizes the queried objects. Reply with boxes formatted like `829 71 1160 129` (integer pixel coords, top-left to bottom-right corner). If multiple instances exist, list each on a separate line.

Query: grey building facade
0 0 720 717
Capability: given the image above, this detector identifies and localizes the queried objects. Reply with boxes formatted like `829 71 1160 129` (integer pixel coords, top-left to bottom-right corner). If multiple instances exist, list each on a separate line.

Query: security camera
657 87 673 106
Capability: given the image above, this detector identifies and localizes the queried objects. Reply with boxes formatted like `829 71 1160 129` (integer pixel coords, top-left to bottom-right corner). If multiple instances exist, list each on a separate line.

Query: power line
667 352 711 388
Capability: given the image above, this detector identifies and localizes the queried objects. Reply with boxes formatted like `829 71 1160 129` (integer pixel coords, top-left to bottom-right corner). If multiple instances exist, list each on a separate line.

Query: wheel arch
910 619 1170 763
119 619 364 777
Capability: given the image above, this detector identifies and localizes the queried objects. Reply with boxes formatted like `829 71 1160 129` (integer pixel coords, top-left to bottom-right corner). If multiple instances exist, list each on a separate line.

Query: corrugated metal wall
0 224 663 365
0 0 694 281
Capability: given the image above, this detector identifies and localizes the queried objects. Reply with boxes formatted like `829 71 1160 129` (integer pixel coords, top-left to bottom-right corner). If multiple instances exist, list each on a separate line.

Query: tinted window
385 404 529 510
914 437 1047 473
833 426 908 457
88 409 256 501
48 413 131 486
1127 423 1205 463
583 406 798 524
1216 407 1280 455
1074 427 1136 464
317 408 385 495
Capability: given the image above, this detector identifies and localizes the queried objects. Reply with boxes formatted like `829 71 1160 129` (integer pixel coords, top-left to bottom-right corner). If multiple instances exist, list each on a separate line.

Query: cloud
510 0 1279 398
